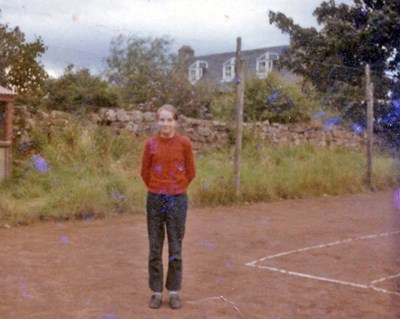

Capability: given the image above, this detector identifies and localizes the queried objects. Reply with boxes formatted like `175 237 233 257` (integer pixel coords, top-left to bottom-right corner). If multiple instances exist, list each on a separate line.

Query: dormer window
189 60 208 84
222 57 236 82
256 52 279 79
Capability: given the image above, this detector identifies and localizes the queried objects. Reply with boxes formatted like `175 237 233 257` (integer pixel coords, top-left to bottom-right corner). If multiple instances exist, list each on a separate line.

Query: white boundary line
370 273 400 297
245 231 400 297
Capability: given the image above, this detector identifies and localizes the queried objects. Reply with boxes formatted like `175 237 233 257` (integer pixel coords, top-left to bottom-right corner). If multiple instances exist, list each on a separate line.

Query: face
157 109 177 138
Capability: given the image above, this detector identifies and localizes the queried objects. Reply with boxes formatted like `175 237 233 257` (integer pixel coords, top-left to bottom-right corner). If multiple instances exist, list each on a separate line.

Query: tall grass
0 121 398 225
1 122 147 225
190 141 399 206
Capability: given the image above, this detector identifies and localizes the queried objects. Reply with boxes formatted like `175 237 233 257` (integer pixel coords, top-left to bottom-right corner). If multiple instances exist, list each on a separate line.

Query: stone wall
247 121 367 149
13 105 368 152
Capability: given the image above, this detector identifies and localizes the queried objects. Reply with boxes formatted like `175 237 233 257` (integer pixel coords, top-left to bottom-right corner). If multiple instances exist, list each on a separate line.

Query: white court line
245 231 400 297
370 286 400 297
252 265 369 290
245 230 400 267
370 273 400 297
370 273 400 285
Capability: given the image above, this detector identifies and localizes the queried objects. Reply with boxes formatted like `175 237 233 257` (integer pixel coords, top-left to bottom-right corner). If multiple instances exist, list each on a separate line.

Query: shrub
44 64 121 114
209 91 236 122
244 71 321 123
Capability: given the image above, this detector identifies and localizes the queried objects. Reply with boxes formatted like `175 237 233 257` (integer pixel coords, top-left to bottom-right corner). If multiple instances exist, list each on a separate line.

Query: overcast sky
1 0 353 77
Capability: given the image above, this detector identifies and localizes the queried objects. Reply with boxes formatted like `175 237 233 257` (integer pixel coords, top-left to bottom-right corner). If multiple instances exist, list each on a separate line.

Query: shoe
149 294 162 309
169 293 182 309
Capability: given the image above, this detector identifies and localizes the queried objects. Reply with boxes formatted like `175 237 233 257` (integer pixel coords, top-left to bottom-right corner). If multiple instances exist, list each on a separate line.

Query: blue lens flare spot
393 188 400 211
31 156 48 173
60 235 69 246
199 240 216 249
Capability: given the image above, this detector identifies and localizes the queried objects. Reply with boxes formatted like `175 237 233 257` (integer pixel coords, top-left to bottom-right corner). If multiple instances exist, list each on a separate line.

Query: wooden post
365 64 374 190
234 37 245 198
0 86 15 181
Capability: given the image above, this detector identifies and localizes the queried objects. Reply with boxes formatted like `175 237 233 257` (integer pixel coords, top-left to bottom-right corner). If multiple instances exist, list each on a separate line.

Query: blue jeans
146 192 188 292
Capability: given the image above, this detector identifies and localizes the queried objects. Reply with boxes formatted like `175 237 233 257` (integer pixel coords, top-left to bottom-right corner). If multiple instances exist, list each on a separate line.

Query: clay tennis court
1 190 399 318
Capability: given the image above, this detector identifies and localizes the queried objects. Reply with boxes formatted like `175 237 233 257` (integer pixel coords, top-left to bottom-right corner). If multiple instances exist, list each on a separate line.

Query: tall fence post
365 64 374 190
234 37 245 199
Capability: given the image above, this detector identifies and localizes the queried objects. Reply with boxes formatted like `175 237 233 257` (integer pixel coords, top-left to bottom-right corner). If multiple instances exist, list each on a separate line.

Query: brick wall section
13 106 369 151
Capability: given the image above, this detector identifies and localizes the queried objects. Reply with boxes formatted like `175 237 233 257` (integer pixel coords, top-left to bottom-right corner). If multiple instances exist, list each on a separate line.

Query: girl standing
140 104 196 309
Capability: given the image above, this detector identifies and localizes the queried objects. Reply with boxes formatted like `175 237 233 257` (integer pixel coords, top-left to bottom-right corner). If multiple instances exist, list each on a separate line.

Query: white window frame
256 52 279 79
222 57 236 82
188 60 208 84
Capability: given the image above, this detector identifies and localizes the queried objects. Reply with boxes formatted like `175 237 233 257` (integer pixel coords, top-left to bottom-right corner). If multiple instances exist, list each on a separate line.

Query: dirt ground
1 190 400 319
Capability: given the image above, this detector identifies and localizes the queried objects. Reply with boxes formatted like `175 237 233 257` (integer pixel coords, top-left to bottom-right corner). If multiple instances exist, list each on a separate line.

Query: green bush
209 91 236 122
244 71 321 123
44 64 121 114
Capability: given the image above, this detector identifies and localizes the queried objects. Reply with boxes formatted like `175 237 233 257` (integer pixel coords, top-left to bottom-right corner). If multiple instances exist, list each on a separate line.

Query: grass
0 121 398 225
190 141 399 205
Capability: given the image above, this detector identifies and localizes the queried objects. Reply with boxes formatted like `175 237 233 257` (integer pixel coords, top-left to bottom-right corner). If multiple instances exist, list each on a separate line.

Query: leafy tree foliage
45 64 120 113
0 14 47 98
105 35 213 118
245 72 320 123
269 0 400 108
269 0 400 148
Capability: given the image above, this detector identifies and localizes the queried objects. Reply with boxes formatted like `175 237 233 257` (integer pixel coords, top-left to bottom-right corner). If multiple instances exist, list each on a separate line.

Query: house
178 45 297 86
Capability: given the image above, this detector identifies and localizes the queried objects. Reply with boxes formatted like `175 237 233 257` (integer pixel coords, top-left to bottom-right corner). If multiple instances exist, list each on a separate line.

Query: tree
45 64 120 113
0 13 48 98
269 0 400 110
105 35 213 118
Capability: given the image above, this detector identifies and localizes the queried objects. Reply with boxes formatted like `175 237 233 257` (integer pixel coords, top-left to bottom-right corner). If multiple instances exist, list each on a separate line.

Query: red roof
0 86 16 95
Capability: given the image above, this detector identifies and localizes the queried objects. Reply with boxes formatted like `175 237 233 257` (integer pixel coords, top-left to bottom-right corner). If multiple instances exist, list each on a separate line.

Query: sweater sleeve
184 139 196 186
140 140 152 188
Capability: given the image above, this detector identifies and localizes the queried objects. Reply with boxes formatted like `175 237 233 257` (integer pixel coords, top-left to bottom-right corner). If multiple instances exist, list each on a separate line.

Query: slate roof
189 45 289 84
0 86 16 96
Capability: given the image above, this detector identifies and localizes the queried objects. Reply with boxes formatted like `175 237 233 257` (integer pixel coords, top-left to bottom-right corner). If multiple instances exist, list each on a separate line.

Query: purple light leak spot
313 111 326 119
311 70 318 78
225 262 234 269
177 163 184 171
21 292 34 300
353 123 364 135
392 99 400 109
155 165 162 174
101 315 119 319
169 256 175 262
109 189 125 200
60 235 69 246
323 118 341 130
31 156 48 173
269 91 279 101
151 124 159 134
200 241 215 249
84 215 93 222
393 188 400 211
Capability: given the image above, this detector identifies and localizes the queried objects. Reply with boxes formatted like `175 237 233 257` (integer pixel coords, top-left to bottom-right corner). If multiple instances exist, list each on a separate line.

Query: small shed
0 86 16 180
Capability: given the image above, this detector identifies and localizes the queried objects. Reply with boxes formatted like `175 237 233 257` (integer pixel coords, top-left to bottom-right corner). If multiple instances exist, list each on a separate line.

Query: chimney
178 45 195 64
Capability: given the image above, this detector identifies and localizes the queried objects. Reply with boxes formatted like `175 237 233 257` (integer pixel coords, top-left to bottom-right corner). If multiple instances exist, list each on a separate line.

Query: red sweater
140 134 196 195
